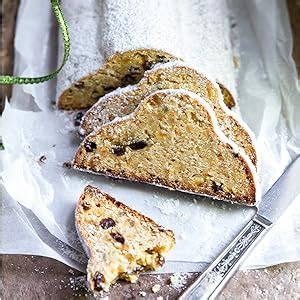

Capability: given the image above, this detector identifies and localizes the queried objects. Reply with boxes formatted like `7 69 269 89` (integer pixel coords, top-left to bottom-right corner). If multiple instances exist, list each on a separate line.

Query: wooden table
1 0 300 298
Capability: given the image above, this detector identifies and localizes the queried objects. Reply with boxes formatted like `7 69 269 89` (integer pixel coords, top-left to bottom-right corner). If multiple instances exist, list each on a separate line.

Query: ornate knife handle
179 214 272 300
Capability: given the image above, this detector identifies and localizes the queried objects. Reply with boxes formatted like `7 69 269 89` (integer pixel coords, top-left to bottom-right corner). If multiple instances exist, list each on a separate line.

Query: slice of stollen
75 185 175 294
73 90 259 205
58 49 178 109
79 62 256 166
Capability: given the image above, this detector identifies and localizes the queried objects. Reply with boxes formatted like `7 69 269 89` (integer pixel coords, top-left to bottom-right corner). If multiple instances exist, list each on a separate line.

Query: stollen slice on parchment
73 90 259 205
79 62 256 166
75 185 175 294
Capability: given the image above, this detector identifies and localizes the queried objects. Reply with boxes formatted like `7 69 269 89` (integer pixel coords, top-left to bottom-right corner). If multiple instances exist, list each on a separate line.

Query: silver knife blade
257 155 300 223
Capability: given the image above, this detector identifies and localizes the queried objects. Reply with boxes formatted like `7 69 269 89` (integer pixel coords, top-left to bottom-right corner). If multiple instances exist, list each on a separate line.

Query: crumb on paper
39 155 47 163
63 162 72 169
68 269 75 275
139 291 147 297
152 284 161 293
154 198 180 215
169 273 190 290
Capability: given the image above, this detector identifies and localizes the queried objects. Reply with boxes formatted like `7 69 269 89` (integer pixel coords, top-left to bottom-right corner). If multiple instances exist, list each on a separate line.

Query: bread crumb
139 291 147 297
68 269 75 275
152 284 161 293
169 273 190 290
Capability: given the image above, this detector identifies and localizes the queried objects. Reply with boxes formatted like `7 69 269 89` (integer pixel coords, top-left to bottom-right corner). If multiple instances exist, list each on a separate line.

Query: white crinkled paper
1 0 300 273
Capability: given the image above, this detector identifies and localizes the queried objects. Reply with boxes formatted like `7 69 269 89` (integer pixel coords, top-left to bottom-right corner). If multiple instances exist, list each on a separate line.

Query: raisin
82 201 91 210
74 120 80 126
146 249 154 254
212 181 223 193
110 232 125 244
129 66 141 74
93 272 104 291
128 140 148 150
39 155 46 163
121 74 136 86
74 112 84 126
157 55 170 64
75 112 84 121
91 91 101 99
143 60 155 70
112 146 126 156
99 218 116 229
103 85 115 93
108 114 115 121
84 141 97 152
74 81 84 88
63 162 72 169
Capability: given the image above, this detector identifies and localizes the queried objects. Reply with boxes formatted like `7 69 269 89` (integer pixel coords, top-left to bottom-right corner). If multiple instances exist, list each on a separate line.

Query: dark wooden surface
288 0 300 74
1 0 300 299
1 255 299 299
0 0 19 112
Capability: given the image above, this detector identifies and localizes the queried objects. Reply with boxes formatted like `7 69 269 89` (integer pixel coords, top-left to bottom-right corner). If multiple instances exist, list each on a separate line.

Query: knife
179 156 300 300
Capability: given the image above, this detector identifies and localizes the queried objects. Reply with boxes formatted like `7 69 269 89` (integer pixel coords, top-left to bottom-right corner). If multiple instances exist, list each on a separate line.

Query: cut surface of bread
79 63 256 166
75 185 175 293
73 90 259 205
58 49 178 110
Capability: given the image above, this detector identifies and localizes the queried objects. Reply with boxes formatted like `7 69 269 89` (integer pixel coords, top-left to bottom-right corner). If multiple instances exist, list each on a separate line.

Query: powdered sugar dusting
57 1 238 105
100 0 184 58
179 0 238 99
169 273 191 290
79 62 234 137
56 0 104 97
154 198 180 216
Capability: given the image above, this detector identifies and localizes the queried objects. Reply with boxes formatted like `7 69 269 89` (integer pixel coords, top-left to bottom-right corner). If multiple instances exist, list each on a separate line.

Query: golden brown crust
75 168 256 206
58 49 179 110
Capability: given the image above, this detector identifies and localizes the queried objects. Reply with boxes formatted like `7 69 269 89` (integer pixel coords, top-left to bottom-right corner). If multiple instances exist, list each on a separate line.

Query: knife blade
180 156 300 299
257 156 300 223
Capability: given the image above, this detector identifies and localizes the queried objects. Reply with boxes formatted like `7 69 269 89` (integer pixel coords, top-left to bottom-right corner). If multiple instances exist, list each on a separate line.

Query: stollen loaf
56 0 239 110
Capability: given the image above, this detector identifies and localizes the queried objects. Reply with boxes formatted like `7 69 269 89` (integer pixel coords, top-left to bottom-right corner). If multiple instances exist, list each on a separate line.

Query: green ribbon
0 0 70 85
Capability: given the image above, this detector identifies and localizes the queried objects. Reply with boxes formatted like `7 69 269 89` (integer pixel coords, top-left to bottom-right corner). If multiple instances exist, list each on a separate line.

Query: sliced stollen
75 185 175 293
79 63 256 166
57 0 183 109
58 49 178 109
73 90 259 205
57 0 239 110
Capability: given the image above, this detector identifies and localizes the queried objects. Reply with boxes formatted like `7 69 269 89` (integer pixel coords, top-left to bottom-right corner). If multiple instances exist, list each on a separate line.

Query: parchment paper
1 0 300 273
